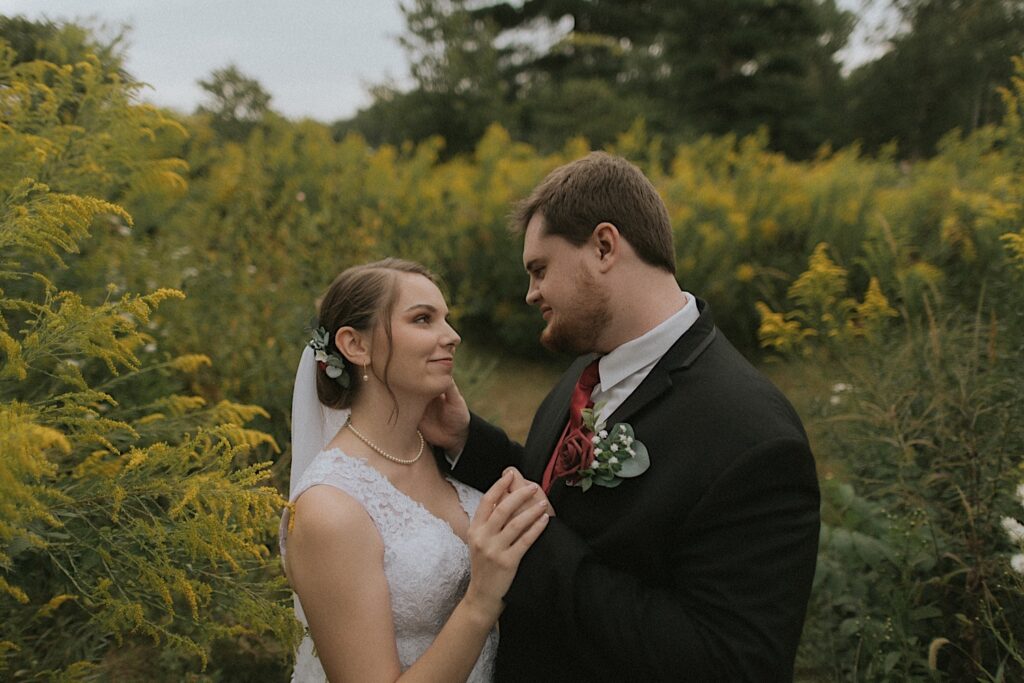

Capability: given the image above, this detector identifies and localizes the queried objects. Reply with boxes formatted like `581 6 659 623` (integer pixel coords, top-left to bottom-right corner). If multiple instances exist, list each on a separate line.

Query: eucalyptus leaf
583 400 608 432
616 441 650 477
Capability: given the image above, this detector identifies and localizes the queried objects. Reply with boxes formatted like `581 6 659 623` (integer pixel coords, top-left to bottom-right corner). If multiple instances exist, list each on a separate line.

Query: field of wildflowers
2 36 1022 679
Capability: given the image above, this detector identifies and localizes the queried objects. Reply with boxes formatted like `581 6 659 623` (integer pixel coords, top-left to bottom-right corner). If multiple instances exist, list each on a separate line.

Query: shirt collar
597 292 699 392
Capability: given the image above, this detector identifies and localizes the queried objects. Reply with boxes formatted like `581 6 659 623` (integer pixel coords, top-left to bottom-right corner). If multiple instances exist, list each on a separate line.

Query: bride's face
371 273 460 398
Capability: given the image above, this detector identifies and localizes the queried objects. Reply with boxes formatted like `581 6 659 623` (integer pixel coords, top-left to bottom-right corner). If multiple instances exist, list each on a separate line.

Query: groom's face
523 213 610 354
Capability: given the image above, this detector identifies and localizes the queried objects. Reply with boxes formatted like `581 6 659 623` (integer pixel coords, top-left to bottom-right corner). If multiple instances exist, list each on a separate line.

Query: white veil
289 345 350 498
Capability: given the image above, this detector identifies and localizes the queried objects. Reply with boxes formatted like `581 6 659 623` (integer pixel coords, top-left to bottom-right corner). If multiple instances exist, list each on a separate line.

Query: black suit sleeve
448 412 525 491
502 436 820 682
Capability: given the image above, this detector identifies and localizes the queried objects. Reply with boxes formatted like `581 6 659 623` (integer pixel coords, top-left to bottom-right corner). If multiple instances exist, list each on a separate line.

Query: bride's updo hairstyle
315 258 439 409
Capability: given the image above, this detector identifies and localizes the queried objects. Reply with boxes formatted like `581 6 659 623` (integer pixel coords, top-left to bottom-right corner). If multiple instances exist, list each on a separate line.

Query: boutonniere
568 403 650 492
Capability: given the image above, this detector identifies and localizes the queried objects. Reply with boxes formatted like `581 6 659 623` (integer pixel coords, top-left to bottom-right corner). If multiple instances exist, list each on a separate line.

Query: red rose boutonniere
561 402 651 492
552 427 596 483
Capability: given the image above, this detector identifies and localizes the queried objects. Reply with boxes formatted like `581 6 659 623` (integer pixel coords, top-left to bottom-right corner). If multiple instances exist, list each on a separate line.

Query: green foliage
111 54 1024 461
516 77 647 152
796 314 1024 679
647 0 853 157
0 13 129 77
346 0 853 157
800 481 941 680
755 244 898 354
844 0 1024 158
197 64 275 142
0 31 299 680
345 0 1024 162
339 0 509 156
8 14 1024 679
768 58 1024 680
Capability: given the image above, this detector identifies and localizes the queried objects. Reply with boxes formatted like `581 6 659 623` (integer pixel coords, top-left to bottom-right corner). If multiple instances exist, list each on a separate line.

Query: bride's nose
442 322 461 349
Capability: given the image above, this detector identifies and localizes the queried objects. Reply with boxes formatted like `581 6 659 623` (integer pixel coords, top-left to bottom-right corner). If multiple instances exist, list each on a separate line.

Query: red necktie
541 359 601 493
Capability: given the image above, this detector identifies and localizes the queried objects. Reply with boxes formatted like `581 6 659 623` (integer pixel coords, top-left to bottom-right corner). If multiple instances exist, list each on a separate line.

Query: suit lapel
603 297 718 437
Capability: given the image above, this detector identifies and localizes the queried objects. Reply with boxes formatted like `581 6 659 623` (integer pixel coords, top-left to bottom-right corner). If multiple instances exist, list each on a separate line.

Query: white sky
3 1 887 122
4 0 411 121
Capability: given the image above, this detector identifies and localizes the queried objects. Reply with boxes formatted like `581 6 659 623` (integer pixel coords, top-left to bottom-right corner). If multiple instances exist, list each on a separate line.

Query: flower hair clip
308 325 350 388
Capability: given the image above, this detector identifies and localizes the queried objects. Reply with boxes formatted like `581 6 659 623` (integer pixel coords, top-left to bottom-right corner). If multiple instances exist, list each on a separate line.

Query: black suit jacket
451 300 820 682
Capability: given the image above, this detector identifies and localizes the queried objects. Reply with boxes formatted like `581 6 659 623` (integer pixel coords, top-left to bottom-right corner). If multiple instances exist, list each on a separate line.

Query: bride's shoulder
290 485 381 553
293 447 373 491
285 485 386 603
294 483 366 520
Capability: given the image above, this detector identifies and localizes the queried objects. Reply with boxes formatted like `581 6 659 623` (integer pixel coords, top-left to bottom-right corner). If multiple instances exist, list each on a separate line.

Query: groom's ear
591 222 620 273
334 326 370 365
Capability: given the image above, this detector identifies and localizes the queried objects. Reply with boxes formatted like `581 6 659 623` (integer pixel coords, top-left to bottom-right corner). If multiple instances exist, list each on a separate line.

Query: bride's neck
347 385 428 454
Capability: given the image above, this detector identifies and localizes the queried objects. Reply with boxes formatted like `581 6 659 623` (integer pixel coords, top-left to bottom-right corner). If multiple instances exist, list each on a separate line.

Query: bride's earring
362 363 369 382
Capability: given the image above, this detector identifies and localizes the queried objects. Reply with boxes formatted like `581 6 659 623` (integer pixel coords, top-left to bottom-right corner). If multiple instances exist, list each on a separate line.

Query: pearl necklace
346 420 425 465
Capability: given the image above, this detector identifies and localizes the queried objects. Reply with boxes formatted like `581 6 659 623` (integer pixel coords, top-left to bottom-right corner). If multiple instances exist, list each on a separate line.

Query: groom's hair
512 152 675 274
316 258 439 413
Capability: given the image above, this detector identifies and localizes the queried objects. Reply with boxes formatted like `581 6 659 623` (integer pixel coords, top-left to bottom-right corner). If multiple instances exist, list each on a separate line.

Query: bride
280 258 550 682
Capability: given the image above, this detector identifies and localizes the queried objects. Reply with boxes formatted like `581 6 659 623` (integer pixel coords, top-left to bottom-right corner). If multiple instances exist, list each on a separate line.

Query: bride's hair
315 258 438 410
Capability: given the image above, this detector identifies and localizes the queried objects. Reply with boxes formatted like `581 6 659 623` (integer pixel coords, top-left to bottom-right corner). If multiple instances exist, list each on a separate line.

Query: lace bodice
280 448 497 682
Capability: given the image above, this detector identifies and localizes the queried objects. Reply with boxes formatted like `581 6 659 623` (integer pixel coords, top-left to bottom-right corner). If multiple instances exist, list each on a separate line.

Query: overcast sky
5 1 887 123
5 1 411 121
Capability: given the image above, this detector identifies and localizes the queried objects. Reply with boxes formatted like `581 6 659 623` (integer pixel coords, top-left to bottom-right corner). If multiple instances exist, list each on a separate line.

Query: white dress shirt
589 292 698 425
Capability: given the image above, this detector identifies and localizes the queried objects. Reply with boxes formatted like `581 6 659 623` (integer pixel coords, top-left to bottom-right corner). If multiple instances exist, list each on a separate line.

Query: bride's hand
462 471 550 621
419 380 470 453
501 467 555 517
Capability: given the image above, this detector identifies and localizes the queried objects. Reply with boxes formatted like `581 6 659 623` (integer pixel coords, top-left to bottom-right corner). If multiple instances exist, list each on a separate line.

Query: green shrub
0 38 299 680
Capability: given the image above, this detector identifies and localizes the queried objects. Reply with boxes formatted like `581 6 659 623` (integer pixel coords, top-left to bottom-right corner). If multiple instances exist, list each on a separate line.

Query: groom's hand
501 467 556 518
418 380 470 454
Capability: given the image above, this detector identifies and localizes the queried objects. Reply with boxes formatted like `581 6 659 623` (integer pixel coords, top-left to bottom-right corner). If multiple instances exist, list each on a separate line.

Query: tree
845 0 1024 158
0 13 130 77
337 0 509 155
653 0 852 156
471 0 854 156
197 64 274 142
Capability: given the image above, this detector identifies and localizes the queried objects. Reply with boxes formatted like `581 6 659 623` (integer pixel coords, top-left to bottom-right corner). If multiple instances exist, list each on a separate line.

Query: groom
425 152 820 681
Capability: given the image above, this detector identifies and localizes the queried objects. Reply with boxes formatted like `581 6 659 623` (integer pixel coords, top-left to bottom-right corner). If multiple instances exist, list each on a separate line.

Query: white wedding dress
280 447 497 683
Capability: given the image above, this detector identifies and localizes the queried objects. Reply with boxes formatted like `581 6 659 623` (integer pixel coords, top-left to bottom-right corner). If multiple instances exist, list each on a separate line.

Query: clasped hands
461 467 554 620
497 466 556 517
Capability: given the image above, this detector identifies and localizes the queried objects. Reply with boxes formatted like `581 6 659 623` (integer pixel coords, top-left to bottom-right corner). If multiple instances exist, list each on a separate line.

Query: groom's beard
539 265 611 355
